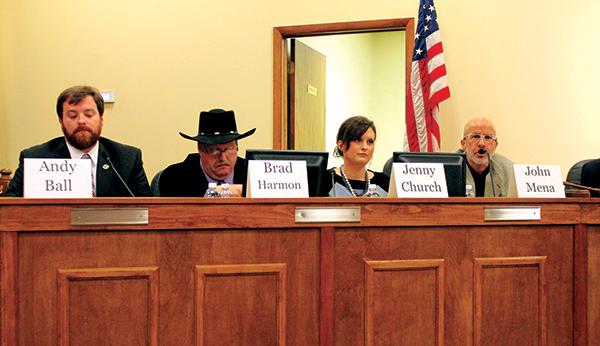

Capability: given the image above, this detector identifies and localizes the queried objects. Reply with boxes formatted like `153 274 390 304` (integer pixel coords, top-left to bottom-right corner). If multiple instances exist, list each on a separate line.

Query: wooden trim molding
364 258 445 346
195 263 287 346
320 227 335 346
0 233 17 346
272 18 415 150
57 267 159 346
473 256 547 345
574 224 588 345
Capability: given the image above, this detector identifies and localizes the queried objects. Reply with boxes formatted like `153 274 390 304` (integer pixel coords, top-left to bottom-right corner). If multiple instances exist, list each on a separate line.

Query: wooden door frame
273 18 415 149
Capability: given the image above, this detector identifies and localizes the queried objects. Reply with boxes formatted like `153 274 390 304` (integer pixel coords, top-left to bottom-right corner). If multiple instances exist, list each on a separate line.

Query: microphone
563 181 600 194
478 148 487 155
331 169 336 197
101 152 135 197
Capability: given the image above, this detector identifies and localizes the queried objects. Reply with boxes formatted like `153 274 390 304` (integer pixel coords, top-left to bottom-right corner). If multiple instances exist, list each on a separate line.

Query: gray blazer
464 151 515 197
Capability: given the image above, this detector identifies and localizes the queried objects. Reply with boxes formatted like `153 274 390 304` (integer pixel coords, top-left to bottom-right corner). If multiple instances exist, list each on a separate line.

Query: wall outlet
101 90 116 103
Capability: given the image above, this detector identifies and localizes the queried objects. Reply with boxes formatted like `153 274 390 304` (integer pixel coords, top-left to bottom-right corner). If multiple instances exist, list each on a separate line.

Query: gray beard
470 155 489 166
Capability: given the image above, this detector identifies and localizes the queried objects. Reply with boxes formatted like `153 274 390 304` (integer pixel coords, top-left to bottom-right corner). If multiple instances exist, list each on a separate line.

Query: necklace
340 165 370 197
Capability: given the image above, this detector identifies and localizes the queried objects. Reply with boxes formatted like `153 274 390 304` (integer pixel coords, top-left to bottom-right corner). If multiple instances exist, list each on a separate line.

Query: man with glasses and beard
158 108 256 197
4 85 152 197
459 117 515 197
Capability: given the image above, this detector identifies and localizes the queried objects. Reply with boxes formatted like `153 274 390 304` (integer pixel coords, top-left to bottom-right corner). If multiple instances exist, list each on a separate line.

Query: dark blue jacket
4 136 152 197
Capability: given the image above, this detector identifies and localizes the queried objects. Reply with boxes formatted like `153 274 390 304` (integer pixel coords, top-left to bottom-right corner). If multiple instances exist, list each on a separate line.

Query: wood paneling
574 224 587 345
57 267 159 346
334 225 573 346
474 257 546 345
320 227 335 346
334 227 465 345
589 226 600 343
16 228 319 345
0 198 584 232
0 198 595 345
364 259 444 346
195 263 286 345
470 227 573 346
0 232 16 346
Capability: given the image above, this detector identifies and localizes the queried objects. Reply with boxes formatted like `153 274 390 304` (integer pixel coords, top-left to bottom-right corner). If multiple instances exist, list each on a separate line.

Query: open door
288 39 326 150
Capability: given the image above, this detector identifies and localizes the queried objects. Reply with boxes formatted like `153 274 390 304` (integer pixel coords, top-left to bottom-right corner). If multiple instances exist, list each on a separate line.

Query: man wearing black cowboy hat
158 108 255 196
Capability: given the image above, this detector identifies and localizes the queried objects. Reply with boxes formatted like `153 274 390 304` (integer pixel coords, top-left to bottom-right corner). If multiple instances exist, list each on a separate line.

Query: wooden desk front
0 198 597 345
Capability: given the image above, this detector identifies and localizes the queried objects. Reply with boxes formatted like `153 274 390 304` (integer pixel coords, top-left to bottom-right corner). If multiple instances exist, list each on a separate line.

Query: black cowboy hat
179 108 256 145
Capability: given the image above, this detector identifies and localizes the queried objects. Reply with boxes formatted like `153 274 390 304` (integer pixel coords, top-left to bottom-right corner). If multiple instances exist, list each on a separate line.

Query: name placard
513 164 565 198
388 162 448 198
24 158 92 198
246 160 309 198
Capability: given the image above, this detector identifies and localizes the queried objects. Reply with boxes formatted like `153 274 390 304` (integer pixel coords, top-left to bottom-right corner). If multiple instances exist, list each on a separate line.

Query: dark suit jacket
4 137 152 197
158 153 247 197
581 158 600 197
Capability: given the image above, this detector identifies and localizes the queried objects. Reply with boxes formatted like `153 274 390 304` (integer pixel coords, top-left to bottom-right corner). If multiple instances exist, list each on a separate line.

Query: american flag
405 0 450 152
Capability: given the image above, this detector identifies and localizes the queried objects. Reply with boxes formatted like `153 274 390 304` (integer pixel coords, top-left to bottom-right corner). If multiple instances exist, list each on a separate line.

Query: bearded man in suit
4 85 152 197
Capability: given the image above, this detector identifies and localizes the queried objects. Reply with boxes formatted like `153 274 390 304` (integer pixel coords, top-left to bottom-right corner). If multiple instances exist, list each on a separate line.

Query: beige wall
1 0 599 180
0 0 10 162
440 0 600 175
371 31 405 170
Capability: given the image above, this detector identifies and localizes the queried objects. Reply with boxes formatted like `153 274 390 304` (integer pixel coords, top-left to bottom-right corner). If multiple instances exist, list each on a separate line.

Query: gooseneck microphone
101 152 135 197
331 170 336 197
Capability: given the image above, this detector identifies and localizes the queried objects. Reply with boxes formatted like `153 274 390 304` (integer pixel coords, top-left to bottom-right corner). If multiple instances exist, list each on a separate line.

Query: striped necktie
81 153 96 197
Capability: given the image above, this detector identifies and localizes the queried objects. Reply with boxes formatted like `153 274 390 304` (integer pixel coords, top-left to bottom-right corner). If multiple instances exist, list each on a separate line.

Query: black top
467 164 489 197
159 153 247 197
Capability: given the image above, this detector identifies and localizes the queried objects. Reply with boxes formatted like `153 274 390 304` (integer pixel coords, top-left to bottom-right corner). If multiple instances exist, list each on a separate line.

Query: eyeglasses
465 133 497 143
202 145 238 156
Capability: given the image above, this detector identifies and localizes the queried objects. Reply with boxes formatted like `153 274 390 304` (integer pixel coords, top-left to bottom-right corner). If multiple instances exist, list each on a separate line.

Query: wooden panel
320 227 335 346
0 199 587 344
57 267 159 346
0 232 17 346
473 257 546 346
292 40 326 151
17 228 319 345
334 227 466 345
574 224 587 346
364 259 444 346
0 198 584 232
470 226 573 346
335 225 573 345
273 27 285 149
581 202 600 224
195 263 286 345
589 226 600 343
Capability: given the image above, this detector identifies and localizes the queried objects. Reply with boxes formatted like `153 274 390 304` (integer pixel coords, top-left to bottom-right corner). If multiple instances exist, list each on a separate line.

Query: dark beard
63 127 100 151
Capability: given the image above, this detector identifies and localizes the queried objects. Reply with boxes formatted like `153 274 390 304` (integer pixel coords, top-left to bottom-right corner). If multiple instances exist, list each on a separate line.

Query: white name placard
388 162 448 198
246 160 309 198
24 158 93 198
513 164 565 198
